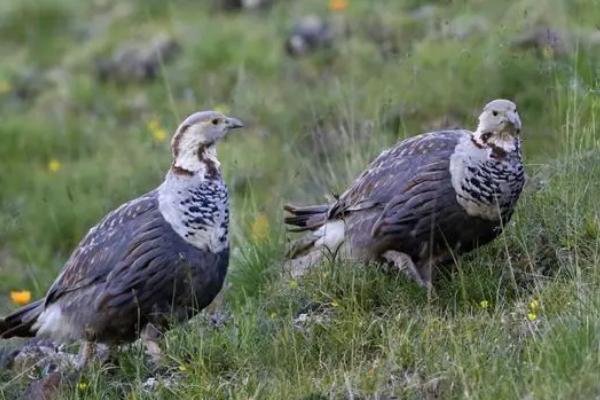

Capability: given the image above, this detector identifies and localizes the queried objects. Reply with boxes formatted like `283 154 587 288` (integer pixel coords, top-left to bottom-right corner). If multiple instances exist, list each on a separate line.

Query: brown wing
44 191 158 305
328 130 468 222
43 189 228 341
369 157 458 238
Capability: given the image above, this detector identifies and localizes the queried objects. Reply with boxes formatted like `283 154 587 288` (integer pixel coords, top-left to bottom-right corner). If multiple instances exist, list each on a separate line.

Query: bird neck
171 143 221 180
471 128 519 159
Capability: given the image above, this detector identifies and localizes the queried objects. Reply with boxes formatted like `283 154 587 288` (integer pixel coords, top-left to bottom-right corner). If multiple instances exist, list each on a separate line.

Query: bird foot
141 323 164 368
383 250 432 289
75 341 95 371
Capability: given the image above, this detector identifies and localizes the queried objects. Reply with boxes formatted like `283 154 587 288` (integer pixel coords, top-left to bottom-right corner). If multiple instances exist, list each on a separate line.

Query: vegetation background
0 0 599 398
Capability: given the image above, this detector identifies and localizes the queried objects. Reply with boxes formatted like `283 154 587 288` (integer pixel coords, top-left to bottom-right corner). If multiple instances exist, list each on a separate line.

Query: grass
0 0 599 398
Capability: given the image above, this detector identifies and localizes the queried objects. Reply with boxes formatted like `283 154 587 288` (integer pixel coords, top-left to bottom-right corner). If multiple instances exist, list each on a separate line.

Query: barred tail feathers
0 299 44 339
284 203 345 266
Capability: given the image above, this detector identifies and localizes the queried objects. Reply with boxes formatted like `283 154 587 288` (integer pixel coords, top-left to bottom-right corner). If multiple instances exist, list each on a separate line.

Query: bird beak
507 112 521 132
226 117 244 129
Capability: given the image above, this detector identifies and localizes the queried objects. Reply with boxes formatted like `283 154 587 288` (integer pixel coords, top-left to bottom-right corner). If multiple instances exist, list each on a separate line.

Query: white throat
450 132 523 221
472 128 518 153
173 140 220 178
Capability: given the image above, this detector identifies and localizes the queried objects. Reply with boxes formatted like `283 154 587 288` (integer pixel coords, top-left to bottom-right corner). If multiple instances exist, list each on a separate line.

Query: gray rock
443 14 489 40
95 33 181 83
214 0 272 11
142 372 183 393
588 30 600 46
364 17 402 58
513 26 570 56
11 341 77 374
23 371 74 400
285 15 335 57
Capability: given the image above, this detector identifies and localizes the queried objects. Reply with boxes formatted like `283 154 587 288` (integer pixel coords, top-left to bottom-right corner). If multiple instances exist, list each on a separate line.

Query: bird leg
383 250 432 289
141 323 163 366
75 341 95 370
417 260 434 290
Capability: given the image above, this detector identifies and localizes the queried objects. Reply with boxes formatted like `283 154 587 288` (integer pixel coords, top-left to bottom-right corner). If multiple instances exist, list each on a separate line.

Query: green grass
0 0 599 398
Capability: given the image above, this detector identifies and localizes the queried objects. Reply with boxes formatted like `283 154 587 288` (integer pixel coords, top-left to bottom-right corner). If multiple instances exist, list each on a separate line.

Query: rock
443 14 489 40
213 0 272 11
95 33 181 83
408 4 439 35
141 371 183 393
285 15 335 57
23 371 72 400
208 309 230 328
11 340 77 375
0 346 20 369
10 67 48 100
364 17 402 59
293 306 334 332
588 30 600 46
409 4 438 21
513 27 570 57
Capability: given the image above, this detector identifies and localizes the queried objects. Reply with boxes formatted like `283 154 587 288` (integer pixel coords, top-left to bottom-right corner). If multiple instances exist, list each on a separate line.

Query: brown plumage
1 110 244 368
285 100 526 288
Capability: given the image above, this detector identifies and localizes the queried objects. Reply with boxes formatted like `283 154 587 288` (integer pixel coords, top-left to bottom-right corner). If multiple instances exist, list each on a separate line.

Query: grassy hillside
0 0 599 398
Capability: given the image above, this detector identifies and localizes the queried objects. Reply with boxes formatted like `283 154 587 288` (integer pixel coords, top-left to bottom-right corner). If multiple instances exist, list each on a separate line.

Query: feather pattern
27 188 229 343
1 109 241 346
285 117 525 284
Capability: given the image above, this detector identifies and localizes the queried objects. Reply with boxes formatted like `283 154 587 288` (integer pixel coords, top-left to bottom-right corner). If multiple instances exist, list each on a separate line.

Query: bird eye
211 118 220 125
492 111 498 117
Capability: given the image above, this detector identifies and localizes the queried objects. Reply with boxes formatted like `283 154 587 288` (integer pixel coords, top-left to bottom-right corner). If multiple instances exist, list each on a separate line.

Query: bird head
170 110 244 176
473 99 521 152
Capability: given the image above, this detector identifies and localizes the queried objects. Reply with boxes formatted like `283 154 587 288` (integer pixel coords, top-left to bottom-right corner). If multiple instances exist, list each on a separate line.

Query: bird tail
0 299 44 339
284 203 330 257
284 203 330 233
284 203 347 278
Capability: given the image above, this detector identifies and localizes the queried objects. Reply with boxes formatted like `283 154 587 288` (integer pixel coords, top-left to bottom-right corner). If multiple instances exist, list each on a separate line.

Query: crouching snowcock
285 99 525 288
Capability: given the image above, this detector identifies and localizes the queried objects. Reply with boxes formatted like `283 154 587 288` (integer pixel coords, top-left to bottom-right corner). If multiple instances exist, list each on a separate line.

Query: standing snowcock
284 99 525 288
0 110 244 368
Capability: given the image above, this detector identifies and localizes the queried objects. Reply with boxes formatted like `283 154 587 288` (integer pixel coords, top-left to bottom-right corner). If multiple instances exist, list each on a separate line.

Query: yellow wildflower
528 299 540 312
329 0 349 11
48 159 62 173
178 364 187 372
77 382 88 391
479 300 489 309
527 312 537 321
147 117 168 143
289 280 298 289
584 215 599 238
152 128 168 143
0 80 11 95
331 300 340 308
147 117 160 131
10 290 31 306
270 312 278 319
250 213 270 242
